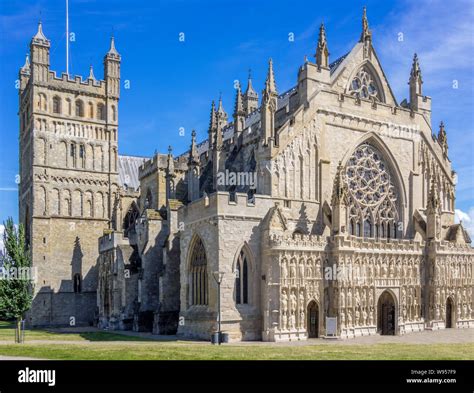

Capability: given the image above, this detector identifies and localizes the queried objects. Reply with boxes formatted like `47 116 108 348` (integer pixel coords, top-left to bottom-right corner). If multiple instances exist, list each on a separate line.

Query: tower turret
19 54 30 91
104 37 121 99
216 95 228 130
233 85 245 134
437 121 448 157
315 23 329 68
187 130 200 202
408 53 431 117
298 22 330 105
208 100 217 151
166 145 176 200
30 22 50 83
261 58 278 146
243 70 259 115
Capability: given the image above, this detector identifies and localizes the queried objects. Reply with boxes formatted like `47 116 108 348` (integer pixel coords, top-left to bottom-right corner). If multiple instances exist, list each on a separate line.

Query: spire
208 100 217 149
209 100 217 130
233 85 245 133
167 145 175 173
88 65 96 80
243 69 259 115
437 121 448 154
264 58 277 95
261 58 278 145
20 54 30 75
217 93 226 116
316 22 329 68
409 53 423 108
106 36 120 59
360 6 372 43
189 129 198 163
233 85 244 117
410 53 422 85
33 21 49 44
245 69 257 96
216 93 228 130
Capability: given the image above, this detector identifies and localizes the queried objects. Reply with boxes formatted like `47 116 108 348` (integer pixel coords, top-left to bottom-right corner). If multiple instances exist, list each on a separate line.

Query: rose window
344 144 399 238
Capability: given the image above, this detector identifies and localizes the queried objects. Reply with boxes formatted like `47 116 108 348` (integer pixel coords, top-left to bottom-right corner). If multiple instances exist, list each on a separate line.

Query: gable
330 42 398 107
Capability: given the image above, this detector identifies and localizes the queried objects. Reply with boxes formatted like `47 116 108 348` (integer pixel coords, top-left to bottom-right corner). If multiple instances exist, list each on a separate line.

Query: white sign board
326 317 337 336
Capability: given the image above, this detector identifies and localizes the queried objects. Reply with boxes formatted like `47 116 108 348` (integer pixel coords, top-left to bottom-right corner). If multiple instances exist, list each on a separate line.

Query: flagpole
66 0 69 75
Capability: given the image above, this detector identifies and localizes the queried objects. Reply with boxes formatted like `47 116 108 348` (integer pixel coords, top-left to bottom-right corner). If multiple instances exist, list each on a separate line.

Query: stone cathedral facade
20 10 474 341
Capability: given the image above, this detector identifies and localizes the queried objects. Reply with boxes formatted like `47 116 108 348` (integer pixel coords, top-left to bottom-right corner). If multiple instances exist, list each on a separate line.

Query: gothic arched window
66 98 72 115
52 96 61 114
348 66 383 102
235 249 249 305
190 237 207 305
123 203 139 238
75 100 84 117
345 143 399 239
97 103 105 121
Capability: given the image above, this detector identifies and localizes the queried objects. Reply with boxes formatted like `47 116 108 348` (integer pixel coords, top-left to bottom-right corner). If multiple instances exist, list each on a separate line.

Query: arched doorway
446 298 454 328
307 301 319 338
377 290 396 335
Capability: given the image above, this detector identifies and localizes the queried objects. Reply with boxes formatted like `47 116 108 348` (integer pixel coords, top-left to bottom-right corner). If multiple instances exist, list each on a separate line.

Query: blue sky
0 0 473 241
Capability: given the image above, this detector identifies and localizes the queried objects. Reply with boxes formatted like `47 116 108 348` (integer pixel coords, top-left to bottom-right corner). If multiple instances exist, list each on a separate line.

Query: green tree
0 218 33 343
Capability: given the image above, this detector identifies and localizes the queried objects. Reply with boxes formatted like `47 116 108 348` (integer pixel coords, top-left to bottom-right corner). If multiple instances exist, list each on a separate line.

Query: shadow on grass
78 332 155 342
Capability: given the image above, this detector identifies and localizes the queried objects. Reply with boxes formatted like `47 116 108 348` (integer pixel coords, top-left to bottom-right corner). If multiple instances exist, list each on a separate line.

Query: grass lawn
0 321 472 360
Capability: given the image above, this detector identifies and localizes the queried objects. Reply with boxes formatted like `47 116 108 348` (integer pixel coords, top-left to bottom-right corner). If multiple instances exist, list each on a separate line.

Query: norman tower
18 22 121 326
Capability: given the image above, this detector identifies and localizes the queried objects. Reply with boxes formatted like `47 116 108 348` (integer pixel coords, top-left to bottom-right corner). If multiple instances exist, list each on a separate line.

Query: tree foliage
0 218 33 336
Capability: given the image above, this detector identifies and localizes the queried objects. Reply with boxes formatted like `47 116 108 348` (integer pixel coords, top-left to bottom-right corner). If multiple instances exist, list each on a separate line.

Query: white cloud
377 0 474 99
454 207 474 239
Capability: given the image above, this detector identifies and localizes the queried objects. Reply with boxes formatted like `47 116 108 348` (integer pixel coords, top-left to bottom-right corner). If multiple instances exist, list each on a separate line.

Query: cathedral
19 9 473 341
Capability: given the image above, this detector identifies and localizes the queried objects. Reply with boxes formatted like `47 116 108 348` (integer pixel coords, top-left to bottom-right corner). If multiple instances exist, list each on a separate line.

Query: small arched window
73 273 82 293
88 102 94 118
52 96 61 114
75 100 84 117
235 249 249 305
79 145 85 168
111 105 117 121
97 103 105 121
70 143 76 167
